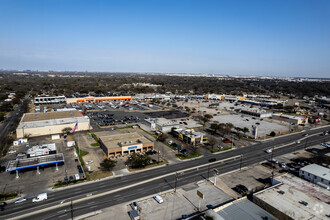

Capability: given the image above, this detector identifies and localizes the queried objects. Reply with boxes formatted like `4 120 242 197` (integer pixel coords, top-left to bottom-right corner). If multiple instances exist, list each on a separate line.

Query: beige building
66 96 131 103
98 132 154 157
16 111 90 138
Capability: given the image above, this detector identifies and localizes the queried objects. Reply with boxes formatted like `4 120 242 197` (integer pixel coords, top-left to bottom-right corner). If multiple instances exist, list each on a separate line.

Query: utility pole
240 155 243 170
174 172 178 192
208 165 210 180
70 200 74 220
157 144 160 164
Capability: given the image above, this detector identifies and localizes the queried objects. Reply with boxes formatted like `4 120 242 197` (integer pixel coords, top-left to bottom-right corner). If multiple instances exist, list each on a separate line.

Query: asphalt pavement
1 125 329 219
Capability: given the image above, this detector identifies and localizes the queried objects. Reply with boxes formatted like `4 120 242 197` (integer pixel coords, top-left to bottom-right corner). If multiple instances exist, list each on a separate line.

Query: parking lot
87 111 148 127
128 181 232 220
212 114 290 138
0 135 81 197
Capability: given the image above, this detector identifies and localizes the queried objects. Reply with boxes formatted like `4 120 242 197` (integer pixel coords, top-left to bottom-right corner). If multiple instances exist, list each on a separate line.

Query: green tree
199 114 213 129
62 127 72 134
207 136 217 149
157 133 168 142
242 127 249 136
128 153 152 168
210 123 220 134
100 158 117 171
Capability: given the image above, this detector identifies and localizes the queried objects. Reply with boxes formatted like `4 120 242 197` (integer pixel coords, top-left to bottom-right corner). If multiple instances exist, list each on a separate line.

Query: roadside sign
197 190 204 199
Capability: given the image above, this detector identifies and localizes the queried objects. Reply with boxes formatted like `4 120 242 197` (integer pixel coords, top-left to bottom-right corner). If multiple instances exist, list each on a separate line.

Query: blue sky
0 0 329 77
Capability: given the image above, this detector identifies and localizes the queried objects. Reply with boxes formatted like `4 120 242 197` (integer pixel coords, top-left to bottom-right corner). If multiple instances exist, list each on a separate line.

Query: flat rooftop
22 111 83 122
300 164 330 181
272 113 307 120
17 115 89 129
99 132 152 149
6 153 64 172
145 117 179 126
254 174 330 220
215 198 276 220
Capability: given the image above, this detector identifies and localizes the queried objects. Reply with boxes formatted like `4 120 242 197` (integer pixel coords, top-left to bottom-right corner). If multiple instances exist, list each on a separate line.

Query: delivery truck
32 193 47 203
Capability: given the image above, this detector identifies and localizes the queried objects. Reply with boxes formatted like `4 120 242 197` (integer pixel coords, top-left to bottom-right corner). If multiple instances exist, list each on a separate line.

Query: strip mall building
34 95 131 104
66 96 131 104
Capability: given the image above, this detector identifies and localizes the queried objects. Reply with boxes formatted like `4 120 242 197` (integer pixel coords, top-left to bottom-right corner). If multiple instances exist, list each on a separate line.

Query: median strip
9 155 241 220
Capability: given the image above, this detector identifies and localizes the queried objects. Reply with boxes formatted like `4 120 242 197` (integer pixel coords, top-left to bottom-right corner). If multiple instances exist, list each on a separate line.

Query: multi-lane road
1 125 329 219
0 98 28 154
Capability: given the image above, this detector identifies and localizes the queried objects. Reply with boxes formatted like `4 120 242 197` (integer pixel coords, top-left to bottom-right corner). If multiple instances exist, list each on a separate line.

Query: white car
14 197 27 204
271 158 279 164
86 160 93 165
280 162 286 168
8 150 16 154
154 195 163 204
265 149 272 153
168 140 173 145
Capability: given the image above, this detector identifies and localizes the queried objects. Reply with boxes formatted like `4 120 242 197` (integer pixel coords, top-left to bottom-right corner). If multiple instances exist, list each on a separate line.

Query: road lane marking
3 152 283 219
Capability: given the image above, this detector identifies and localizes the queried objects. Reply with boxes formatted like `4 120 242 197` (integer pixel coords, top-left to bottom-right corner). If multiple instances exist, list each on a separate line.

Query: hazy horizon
1 0 329 78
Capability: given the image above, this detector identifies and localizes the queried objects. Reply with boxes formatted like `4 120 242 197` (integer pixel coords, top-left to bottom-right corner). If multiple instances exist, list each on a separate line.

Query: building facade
16 111 90 138
66 96 131 103
299 164 330 187
272 113 308 125
98 132 154 157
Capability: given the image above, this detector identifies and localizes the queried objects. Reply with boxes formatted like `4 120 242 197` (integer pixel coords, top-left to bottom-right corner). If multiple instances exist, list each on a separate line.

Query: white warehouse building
16 111 90 138
144 118 180 132
299 164 330 187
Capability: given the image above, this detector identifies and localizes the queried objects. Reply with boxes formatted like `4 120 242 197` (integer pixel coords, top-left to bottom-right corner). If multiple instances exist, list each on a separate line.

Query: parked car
280 162 286 168
17 152 26 157
86 160 93 165
154 195 163 204
0 202 7 206
271 158 279 164
75 158 78 163
223 140 231 143
77 165 83 173
8 149 16 154
303 133 309 137
69 176 74 182
168 140 173 145
0 166 6 172
14 197 27 204
64 176 68 183
130 201 139 210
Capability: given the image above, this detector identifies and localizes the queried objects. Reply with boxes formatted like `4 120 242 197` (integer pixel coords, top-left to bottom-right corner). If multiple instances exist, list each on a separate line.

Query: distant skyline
0 0 329 78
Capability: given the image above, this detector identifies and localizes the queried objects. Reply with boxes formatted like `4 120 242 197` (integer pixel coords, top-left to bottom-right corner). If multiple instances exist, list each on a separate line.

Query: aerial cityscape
0 1 329 220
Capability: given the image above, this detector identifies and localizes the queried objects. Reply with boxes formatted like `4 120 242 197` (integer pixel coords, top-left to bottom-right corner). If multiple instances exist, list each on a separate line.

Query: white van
75 174 80 180
154 195 163 204
32 193 47 203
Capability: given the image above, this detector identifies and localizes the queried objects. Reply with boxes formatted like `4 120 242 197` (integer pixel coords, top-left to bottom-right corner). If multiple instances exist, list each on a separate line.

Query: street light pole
174 172 178 192
240 155 243 170
70 200 74 220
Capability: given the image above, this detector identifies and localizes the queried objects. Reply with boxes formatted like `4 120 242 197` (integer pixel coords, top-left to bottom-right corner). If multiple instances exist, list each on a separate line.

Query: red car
224 140 231 143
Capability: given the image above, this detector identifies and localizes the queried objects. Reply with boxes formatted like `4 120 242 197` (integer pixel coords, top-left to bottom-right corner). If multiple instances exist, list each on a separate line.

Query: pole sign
197 190 204 200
